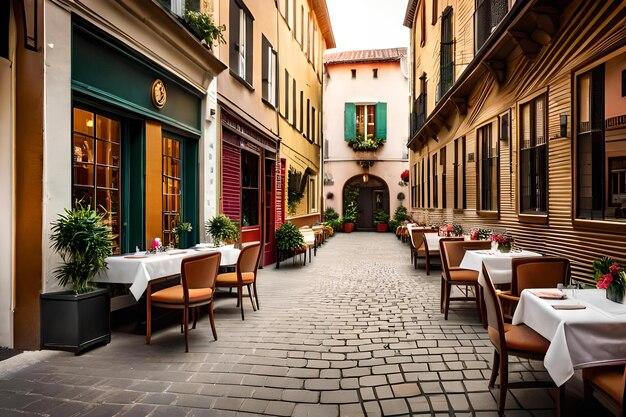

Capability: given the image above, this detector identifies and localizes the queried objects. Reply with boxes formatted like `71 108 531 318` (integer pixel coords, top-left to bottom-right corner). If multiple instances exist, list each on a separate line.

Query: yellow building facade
405 0 626 281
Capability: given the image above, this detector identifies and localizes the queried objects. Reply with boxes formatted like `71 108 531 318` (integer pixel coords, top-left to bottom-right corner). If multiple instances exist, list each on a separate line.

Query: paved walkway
0 233 592 416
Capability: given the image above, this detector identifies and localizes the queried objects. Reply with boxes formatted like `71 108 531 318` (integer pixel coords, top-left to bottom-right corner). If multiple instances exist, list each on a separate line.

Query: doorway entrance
343 175 389 231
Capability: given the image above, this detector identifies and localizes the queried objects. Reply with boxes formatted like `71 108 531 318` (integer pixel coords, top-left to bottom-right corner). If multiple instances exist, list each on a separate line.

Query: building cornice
312 0 336 49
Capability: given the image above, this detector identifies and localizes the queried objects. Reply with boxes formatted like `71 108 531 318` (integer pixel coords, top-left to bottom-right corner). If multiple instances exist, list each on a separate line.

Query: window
519 95 547 214
292 79 297 125
308 177 317 213
411 163 418 208
284 70 290 120
311 107 316 143
474 0 509 53
293 0 297 38
306 11 311 59
241 151 259 227
441 147 447 208
427 156 431 207
432 0 438 25
300 5 304 46
284 0 291 28
478 123 498 211
440 7 454 98
162 136 182 247
158 0 199 16
72 108 122 254
344 103 387 141
351 69 356 78
373 68 378 78
306 98 310 139
229 0 253 84
312 23 317 68
299 90 304 132
262 36 278 107
432 153 438 208
421 158 426 207
576 55 626 223
454 136 466 209
420 0 426 47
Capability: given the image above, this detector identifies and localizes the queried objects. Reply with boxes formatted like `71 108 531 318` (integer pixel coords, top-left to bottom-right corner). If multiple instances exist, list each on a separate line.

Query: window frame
229 0 254 88
261 36 278 108
476 121 499 217
453 136 466 210
517 90 549 222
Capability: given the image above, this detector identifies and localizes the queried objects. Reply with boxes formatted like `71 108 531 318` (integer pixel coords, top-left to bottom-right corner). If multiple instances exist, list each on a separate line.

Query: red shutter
275 159 285 229
222 141 241 222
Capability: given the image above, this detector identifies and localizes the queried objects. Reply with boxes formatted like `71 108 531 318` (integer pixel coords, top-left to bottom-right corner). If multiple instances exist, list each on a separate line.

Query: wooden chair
146 251 221 352
410 227 435 270
482 264 562 417
215 241 262 320
583 365 626 416
439 239 491 320
497 257 571 318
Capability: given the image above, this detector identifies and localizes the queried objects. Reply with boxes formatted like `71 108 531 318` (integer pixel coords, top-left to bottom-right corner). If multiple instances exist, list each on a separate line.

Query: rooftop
324 47 407 65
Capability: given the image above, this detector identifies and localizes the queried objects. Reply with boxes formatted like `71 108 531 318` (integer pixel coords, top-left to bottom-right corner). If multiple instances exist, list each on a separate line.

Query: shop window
519 94 548 214
576 55 626 223
262 36 278 108
229 0 253 85
454 136 466 209
344 103 387 141
72 108 121 254
162 136 182 247
478 123 498 211
241 151 259 227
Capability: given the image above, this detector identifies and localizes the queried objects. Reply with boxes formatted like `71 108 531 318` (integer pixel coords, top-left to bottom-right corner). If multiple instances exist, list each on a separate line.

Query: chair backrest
238 241 262 275
441 240 491 270
510 257 571 296
410 229 425 250
181 252 221 295
482 263 507 352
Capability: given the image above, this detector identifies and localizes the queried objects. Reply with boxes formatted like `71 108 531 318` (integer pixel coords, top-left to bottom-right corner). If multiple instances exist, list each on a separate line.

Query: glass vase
606 284 625 304
498 242 512 253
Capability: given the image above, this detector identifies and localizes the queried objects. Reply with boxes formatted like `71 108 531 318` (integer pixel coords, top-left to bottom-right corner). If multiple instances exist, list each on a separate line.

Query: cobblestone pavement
0 233 594 416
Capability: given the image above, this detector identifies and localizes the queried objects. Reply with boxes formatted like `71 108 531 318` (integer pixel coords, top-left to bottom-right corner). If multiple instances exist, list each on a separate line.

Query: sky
325 0 410 52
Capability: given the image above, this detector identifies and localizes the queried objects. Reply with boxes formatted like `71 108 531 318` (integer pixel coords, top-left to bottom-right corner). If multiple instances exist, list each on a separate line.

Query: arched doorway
343 175 389 231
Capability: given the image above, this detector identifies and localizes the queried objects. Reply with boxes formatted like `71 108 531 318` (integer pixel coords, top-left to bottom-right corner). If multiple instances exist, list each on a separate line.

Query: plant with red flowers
470 228 491 241
490 233 513 253
400 169 409 184
593 257 626 302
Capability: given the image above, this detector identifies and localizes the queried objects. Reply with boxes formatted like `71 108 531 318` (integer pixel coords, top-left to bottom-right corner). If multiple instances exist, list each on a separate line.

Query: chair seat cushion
216 272 255 285
448 269 479 282
151 285 213 304
585 366 625 405
489 323 550 354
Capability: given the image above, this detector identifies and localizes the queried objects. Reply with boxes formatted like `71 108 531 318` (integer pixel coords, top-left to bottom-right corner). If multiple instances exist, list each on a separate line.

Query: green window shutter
344 103 356 141
376 102 387 140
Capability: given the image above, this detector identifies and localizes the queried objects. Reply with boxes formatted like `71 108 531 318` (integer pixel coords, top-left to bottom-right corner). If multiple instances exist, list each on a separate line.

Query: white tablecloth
512 289 626 386
459 249 543 286
94 246 241 300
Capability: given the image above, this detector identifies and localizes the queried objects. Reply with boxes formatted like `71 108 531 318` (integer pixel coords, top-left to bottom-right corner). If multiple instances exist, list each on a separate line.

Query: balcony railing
474 0 509 53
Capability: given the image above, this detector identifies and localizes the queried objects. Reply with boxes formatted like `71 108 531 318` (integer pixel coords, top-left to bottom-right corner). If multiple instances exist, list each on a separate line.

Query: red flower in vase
400 169 409 183
597 273 614 290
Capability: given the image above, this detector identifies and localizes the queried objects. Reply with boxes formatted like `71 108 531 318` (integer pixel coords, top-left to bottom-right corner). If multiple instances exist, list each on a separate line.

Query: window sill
518 213 548 224
261 98 277 110
573 218 626 235
477 210 499 219
453 208 466 214
229 70 254 91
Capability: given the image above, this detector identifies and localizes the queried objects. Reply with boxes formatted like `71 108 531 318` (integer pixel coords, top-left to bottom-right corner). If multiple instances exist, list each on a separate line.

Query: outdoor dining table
459 249 543 287
512 288 626 386
94 245 241 300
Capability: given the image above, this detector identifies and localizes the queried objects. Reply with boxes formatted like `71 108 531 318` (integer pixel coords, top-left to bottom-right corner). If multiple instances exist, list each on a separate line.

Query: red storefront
220 107 284 266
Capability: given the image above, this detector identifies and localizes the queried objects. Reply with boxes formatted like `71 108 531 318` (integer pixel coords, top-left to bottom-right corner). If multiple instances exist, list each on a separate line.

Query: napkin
124 255 148 259
552 304 586 310
528 289 565 299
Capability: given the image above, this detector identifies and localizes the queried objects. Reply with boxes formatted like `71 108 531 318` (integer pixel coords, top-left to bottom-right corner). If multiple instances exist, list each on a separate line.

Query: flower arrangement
149 237 164 253
451 224 464 237
470 228 491 241
593 257 626 303
399 169 409 186
348 134 385 151
490 233 513 253
439 224 453 237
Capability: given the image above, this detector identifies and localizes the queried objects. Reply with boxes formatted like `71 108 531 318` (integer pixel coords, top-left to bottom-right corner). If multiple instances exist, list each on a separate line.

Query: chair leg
146 291 152 345
247 284 256 311
183 305 189 353
414 252 418 269
474 284 483 323
253 281 259 310
425 253 430 275
440 276 445 313
555 385 564 417
239 286 245 320
444 282 452 320
208 301 218 341
192 307 197 330
489 350 500 388
498 354 509 417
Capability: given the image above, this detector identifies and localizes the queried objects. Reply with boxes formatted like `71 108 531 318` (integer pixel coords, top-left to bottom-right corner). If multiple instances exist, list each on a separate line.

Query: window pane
73 135 94 163
73 108 94 136
96 140 120 167
356 105 365 136
96 115 121 143
367 105 376 136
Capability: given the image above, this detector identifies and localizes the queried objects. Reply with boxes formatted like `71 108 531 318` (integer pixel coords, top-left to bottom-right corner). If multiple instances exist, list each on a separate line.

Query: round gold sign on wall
151 79 167 109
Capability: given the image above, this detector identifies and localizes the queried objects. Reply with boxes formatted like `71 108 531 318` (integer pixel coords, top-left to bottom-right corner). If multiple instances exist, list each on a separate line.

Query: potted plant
275 222 306 266
182 10 226 49
172 220 192 248
41 204 113 354
343 185 360 233
206 215 239 247
593 257 626 303
374 209 390 232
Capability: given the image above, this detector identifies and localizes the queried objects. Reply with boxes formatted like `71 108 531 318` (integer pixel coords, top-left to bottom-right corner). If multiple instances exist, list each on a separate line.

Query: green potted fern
206 215 239 247
41 204 113 354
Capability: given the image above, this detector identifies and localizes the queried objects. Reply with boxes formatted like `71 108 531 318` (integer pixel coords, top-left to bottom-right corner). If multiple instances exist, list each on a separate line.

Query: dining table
94 245 241 300
512 288 626 386
459 248 543 287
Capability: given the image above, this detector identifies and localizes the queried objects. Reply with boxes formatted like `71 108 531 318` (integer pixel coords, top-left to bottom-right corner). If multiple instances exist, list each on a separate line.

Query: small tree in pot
374 209 390 233
206 215 239 246
42 204 114 354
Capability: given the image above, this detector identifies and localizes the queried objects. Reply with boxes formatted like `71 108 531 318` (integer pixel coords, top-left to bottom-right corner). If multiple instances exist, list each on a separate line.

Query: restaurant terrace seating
146 251 221 352
439 239 491 320
482 264 563 417
497 257 571 318
583 365 626 416
215 241 262 320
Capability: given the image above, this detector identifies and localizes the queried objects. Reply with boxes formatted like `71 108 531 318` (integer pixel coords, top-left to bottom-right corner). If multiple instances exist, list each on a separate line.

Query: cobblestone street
0 233 586 416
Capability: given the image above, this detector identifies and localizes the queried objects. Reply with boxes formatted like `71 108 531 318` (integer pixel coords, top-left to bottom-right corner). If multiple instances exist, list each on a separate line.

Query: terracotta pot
343 222 355 233
376 223 388 233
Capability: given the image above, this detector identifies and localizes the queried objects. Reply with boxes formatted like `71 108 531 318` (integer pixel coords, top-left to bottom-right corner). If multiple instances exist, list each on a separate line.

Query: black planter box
40 288 111 355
